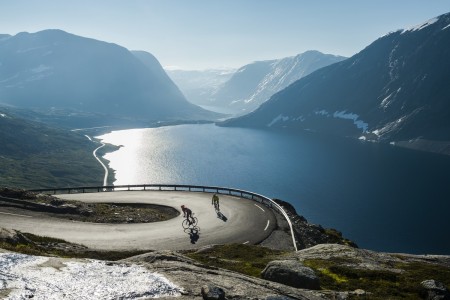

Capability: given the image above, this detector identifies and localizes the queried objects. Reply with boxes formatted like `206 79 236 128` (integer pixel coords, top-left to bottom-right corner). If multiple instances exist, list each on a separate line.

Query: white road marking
264 220 270 231
0 211 32 218
254 204 265 212
243 241 250 244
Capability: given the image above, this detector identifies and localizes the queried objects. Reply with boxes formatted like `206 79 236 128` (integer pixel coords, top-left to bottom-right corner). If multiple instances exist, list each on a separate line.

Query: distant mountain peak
208 50 347 114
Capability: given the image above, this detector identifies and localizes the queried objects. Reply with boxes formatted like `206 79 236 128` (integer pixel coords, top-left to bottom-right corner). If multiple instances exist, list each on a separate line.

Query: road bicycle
182 213 198 229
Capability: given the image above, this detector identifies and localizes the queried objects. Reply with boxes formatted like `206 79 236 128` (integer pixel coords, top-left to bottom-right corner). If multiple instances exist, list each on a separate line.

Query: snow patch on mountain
315 109 330 117
16 45 50 54
31 65 52 73
380 88 402 109
267 114 290 127
0 252 181 300
333 111 368 132
402 17 439 34
0 113 7 118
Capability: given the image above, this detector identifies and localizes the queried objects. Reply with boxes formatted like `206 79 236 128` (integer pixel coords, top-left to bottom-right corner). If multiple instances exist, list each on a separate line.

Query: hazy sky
1 0 449 70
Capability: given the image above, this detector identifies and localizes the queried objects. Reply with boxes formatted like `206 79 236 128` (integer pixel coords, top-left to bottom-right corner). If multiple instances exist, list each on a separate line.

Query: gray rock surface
201 285 225 300
0 228 31 245
421 280 450 300
122 251 324 300
261 260 320 290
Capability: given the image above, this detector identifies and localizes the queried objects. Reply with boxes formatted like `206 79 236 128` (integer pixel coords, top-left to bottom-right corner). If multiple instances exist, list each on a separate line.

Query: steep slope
0 30 217 122
212 51 346 114
165 68 235 108
0 107 104 188
223 13 450 151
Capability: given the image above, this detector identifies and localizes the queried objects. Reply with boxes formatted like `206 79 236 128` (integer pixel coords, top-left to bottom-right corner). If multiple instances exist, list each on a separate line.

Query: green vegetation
184 244 287 277
0 231 148 261
0 110 115 189
0 188 178 223
303 258 450 300
185 244 450 299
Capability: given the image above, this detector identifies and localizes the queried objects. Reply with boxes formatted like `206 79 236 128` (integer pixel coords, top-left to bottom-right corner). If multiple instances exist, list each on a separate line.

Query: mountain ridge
211 50 347 114
0 29 218 124
221 12 450 155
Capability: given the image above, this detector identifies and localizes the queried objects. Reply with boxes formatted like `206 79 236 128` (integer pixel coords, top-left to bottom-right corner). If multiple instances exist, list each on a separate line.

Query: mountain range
167 51 346 115
0 30 218 125
222 12 450 154
209 51 346 114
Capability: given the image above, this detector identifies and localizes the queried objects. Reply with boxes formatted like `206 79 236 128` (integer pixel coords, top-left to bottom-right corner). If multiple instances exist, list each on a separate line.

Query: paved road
0 191 276 251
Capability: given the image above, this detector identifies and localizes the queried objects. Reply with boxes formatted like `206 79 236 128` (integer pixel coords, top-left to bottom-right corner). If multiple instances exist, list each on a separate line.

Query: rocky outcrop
201 285 226 300
274 199 357 250
122 251 324 300
261 260 320 290
0 228 32 245
420 280 450 300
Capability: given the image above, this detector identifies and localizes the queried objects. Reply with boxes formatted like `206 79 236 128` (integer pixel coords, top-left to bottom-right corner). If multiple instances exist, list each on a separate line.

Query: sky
1 0 449 70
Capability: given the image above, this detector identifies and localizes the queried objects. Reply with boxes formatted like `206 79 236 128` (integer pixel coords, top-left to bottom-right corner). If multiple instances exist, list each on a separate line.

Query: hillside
211 51 346 114
222 13 450 155
0 30 218 124
0 107 108 189
165 68 235 108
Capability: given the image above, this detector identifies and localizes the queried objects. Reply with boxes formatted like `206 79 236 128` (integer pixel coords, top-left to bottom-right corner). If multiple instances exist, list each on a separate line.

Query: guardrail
30 184 298 251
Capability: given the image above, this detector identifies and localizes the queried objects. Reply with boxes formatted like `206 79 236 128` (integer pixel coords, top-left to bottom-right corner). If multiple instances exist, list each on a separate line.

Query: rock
123 250 196 264
420 280 450 300
0 228 32 245
261 260 320 290
201 285 225 300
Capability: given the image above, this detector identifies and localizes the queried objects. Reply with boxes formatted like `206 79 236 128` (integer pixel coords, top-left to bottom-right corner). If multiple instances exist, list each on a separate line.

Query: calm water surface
98 124 450 254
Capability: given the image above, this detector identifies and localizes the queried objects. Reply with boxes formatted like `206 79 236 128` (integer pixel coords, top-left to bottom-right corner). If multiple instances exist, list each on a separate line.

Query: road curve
0 191 276 251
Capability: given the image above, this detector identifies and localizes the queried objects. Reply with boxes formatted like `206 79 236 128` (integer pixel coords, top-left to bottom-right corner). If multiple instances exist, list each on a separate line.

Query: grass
0 111 115 189
185 244 450 299
303 258 450 299
184 244 287 277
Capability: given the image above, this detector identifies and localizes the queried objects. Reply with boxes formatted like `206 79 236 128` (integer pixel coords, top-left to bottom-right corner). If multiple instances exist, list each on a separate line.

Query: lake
97 124 450 254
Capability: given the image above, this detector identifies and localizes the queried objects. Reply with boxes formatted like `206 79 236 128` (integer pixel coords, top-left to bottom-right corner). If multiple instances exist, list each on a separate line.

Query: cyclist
212 193 220 209
181 205 194 224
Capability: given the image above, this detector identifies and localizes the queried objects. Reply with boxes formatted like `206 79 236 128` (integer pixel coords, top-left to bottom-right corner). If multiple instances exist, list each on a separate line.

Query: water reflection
97 124 450 254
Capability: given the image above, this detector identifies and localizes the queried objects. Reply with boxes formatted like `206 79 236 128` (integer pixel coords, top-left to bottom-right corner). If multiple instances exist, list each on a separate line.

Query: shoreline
79 132 119 187
92 142 108 186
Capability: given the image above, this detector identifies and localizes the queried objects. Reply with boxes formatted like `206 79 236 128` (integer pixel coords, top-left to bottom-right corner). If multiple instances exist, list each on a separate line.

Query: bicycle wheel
191 217 198 227
182 218 190 229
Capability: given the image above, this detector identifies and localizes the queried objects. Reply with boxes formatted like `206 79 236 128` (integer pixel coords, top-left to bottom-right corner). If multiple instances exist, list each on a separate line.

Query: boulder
420 280 450 300
261 260 320 290
201 285 225 300
0 228 32 245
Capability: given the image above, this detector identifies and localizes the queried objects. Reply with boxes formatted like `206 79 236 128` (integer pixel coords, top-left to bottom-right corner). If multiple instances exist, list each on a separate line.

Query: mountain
222 13 450 153
165 68 235 109
210 51 346 114
0 30 218 124
0 106 106 189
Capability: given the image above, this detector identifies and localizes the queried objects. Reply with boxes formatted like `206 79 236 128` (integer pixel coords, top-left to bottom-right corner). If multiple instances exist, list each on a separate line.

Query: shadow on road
215 208 228 222
185 227 200 244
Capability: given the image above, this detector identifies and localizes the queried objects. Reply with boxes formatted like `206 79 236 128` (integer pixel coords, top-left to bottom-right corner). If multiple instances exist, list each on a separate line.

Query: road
0 191 276 251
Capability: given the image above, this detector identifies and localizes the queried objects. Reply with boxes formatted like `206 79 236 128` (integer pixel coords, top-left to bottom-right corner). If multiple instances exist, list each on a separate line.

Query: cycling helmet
181 205 185 208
